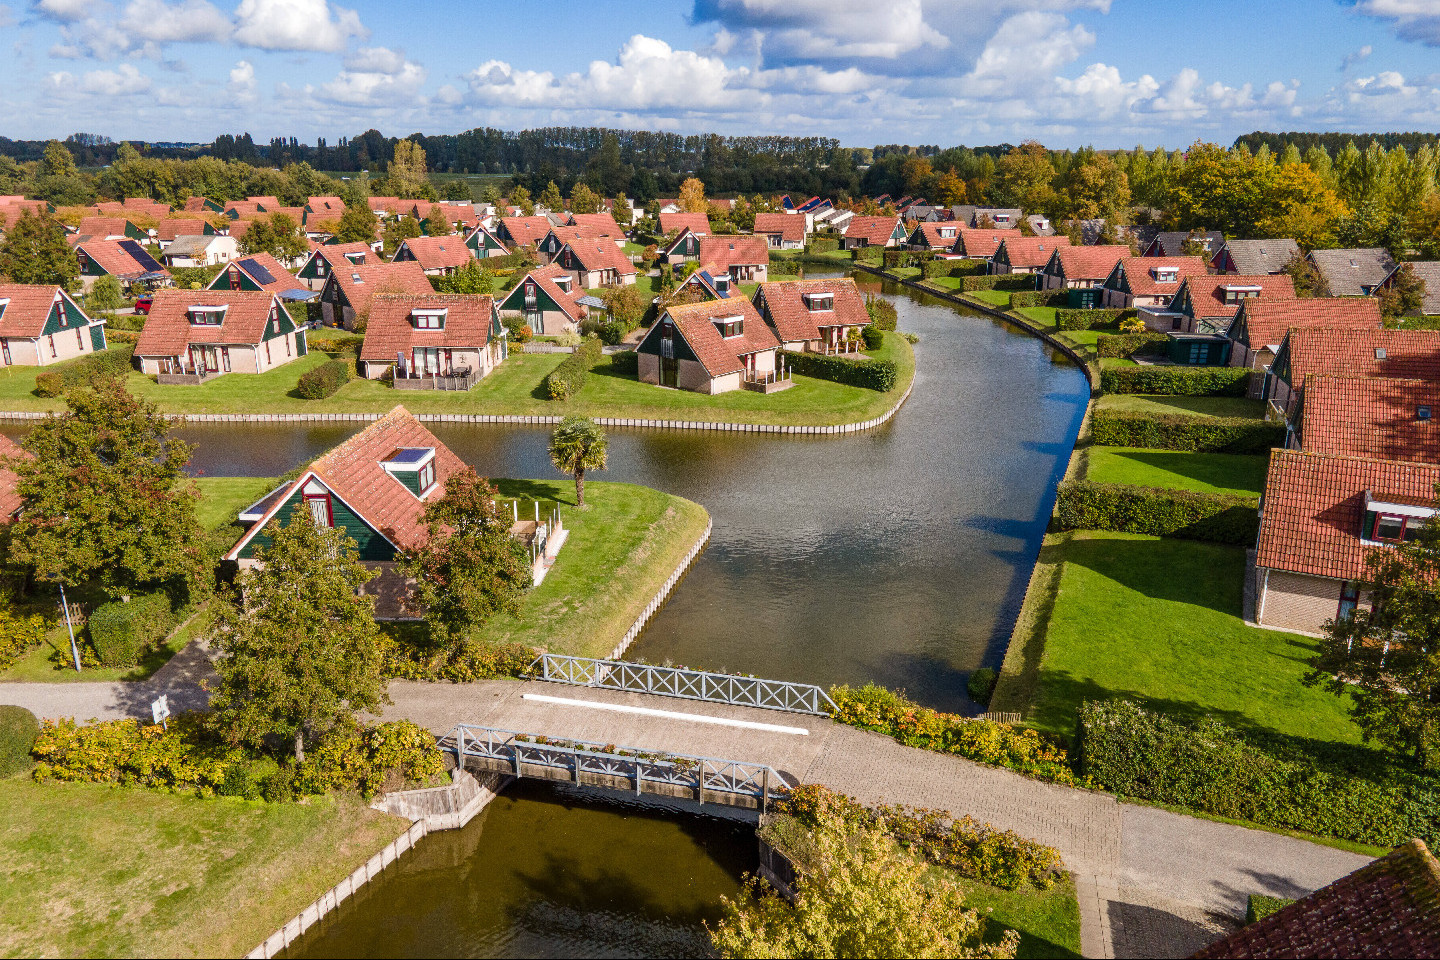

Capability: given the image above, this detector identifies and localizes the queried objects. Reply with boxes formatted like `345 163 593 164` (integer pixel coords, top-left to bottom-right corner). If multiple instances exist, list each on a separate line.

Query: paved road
1 673 1370 958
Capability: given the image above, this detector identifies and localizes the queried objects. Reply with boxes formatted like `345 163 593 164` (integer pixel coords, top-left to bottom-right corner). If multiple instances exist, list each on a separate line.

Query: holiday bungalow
497 264 590 335
74 217 148 241
1100 256 1209 309
155 219 215 247
133 290 304 383
568 211 624 237
319 261 434 330
637 299 782 394
840 215 907 250
908 221 963 251
753 213 806 250
495 216 554 250
182 196 225 214
659 212 711 237
677 267 737 302
1227 297 1383 371
1041 244 1129 291
359 293 506 389
753 278 870 353
991 237 1070 276
1263 327 1440 419
74 239 171 293
967 208 1022 228
160 235 238 269
1253 450 1440 635
0 284 107 367
1309 248 1397 297
696 236 768 283
391 235 474 277
1210 238 1300 276
536 225 621 264
206 253 306 299
661 227 707 264
950 227 1020 260
465 224 510 259
551 237 637 289
1159 274 1296 335
296 242 376 291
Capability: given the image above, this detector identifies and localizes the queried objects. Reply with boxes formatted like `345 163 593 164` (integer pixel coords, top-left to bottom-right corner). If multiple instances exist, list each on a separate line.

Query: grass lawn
1095 394 1267 419
0 333 914 428
967 289 1012 306
1084 447 1267 498
1029 532 1363 746
0 778 403 958
958 874 1081 960
475 479 710 657
194 476 284 532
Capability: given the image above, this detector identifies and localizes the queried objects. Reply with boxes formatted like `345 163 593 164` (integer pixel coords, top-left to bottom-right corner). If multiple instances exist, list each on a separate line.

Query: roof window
383 447 437 496
1420 406 1432 421
1376 348 1388 360
411 308 446 330
352 273 363 283
555 275 572 292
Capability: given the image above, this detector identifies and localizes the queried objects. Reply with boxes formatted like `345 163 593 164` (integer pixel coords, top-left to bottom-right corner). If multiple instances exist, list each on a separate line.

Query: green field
1028 532 1362 745
1083 447 1267 498
0 778 402 958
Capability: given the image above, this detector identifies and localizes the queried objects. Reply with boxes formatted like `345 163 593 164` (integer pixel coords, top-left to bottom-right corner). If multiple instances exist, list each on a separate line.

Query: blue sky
3 0 1440 148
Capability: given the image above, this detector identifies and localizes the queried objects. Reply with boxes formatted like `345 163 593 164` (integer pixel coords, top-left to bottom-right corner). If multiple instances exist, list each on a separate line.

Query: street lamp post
58 581 80 672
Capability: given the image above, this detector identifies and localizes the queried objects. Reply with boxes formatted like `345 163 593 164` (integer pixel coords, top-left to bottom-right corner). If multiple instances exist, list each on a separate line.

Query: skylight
385 447 434 468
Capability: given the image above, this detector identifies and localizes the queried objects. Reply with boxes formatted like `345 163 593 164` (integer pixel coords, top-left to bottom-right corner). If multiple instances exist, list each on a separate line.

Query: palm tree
548 416 608 508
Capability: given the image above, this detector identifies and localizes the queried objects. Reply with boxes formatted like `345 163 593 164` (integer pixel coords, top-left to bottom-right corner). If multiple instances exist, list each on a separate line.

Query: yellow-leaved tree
679 177 707 212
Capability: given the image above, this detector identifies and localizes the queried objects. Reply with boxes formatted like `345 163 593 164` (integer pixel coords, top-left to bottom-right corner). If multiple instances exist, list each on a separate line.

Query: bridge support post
635 760 642 796
455 727 465 777
761 767 770 814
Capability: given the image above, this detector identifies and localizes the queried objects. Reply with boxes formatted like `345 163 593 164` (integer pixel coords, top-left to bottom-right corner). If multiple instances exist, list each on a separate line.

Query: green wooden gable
206 264 264 292
467 228 504 255
89 324 107 351
40 295 92 336
237 479 396 562
297 253 327 281
500 274 565 315
636 313 700 363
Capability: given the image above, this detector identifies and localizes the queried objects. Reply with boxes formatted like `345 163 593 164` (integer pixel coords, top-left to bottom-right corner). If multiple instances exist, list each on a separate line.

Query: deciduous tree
510 185 534 216
548 417 608 508
424 204 452 236
1378 262 1425 321
993 141 1058 215
679 177 707 213
568 182 601 215
87 274 124 314
0 213 80 288
1282 252 1330 298
239 212 308 261
333 201 379 245
387 139 429 199
538 180 564 214
382 216 422 256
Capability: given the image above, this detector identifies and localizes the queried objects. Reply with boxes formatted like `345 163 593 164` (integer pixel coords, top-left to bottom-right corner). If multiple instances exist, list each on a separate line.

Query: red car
134 294 154 315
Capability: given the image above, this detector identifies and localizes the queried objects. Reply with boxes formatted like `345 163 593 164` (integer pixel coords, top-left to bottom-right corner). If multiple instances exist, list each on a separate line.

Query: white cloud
48 62 151 96
118 0 230 44
700 0 948 60
344 45 407 74
228 58 254 93
961 11 1094 96
315 56 424 106
233 0 367 53
1357 0 1440 46
1341 44 1372 69
1346 70 1417 97
34 0 91 23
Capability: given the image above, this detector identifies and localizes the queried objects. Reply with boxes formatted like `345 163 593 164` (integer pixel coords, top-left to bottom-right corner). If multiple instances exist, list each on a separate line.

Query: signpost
151 695 170 730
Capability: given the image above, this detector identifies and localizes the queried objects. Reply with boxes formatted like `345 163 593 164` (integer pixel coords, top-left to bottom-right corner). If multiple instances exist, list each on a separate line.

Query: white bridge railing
532 654 838 716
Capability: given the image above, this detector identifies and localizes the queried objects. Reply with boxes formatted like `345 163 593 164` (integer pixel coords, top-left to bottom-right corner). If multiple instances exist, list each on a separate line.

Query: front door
660 355 678 387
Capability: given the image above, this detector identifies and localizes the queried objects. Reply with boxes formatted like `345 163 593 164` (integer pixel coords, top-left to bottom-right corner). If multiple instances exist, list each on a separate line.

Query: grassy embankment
0 332 914 428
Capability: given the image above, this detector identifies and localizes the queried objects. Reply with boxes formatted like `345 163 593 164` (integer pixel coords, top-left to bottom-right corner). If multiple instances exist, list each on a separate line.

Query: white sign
151 695 170 728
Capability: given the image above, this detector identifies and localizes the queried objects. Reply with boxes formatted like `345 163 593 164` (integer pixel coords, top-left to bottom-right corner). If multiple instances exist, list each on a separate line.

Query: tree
480 184 502 207
1257 162 1350 249
7 380 203 598
510 185 534 216
930 168 967 206
679 177 707 213
0 214 80 288
1065 154 1131 221
382 216 422 256
709 813 1017 960
600 284 646 327
1282 252 1330 298
993 141 1058 215
240 212 307 261
387 139 429 198
587 132 626 196
39 141 77 179
87 274 124 314
537 180 564 214
657 263 676 300
548 416 608 508
333 201 379 245
442 180 473 202
210 507 385 761
1307 489 1440 769
424 204 452 236
434 259 495 295
569 182 601 215
33 141 95 206
398 469 531 650
1378 263 1426 321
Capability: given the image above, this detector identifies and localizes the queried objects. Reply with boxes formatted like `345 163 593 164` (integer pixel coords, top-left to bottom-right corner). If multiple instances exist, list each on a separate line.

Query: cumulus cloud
1357 0 1440 45
228 58 254 94
961 11 1094 96
34 0 91 23
233 0 367 53
48 62 152 96
344 45 407 74
315 54 424 106
118 0 230 44
1346 70 1417 96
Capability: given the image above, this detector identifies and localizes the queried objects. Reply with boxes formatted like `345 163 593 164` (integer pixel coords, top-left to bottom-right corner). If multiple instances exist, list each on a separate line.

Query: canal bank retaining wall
244 770 509 960
608 517 713 659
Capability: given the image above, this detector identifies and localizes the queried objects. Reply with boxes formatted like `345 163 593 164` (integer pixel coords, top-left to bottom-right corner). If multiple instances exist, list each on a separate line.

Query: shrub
291 719 446 799
854 245 884 264
862 326 884 350
922 258 985 279
607 350 639 376
1097 332 1169 359
1076 699 1440 847
34 344 136 398
295 358 352 399
1009 290 1069 308
88 591 177 667
1091 411 1285 454
383 638 537 682
828 684 1078 784
807 237 839 255
0 607 48 671
866 296 898 331
0 705 39 777
960 274 1037 293
1053 480 1259 544
773 784 1063 890
782 349 897 392
768 257 800 276
1119 317 1147 334
1055 308 1132 331
1247 895 1295 924
968 667 997 706
542 335 603 400
32 714 239 793
1101 365 1250 396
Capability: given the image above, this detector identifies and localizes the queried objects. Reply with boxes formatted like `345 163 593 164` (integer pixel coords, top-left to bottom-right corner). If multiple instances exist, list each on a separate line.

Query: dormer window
555 276 572 293
804 292 834 311
1363 492 1435 544
188 305 226 325
344 252 365 264
411 308 446 330
713 315 743 338
1154 267 1179 282
1223 285 1261 303
713 275 729 292
383 447 437 496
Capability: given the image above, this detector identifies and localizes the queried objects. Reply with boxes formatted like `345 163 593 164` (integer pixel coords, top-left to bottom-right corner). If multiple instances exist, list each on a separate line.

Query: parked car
134 294 154 315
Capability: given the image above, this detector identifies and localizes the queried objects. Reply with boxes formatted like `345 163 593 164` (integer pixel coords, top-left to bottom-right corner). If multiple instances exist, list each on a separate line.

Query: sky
2 0 1440 149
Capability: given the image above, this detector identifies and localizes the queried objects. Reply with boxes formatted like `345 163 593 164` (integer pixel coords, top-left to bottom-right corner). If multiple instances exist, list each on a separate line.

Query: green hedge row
1010 290 1069 308
296 358 352 399
1056 308 1134 331
1076 700 1440 847
607 350 638 376
1053 480 1259 544
1091 411 1285 453
35 344 135 398
1100 364 1250 396
1097 332 1169 358
782 348 897 392
922 258 987 279
0 705 39 777
88 591 178 667
768 257 801 276
960 274 1038 292
807 237 839 254
542 335 603 400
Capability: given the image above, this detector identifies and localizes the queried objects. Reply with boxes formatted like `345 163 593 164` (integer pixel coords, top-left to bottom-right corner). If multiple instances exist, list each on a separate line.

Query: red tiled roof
0 203 49 230
74 239 169 280
307 196 344 211
498 216 554 248
569 212 623 236
757 278 870 343
1111 256 1209 297
1301 376 1440 463
998 236 1072 269
182 197 214 212
312 242 376 269
359 294 494 362
753 213 805 244
556 237 635 277
504 264 586 323
393 235 473 272
909 221 963 249
225 220 253 239
329 262 434 316
952 227 1020 257
134 290 281 356
0 284 73 337
76 217 139 238
697 235 768 270
0 432 31 520
226 253 303 296
662 299 780 378
1050 244 1128 281
1234 297 1382 350
224 201 263 217
1255 449 1440 581
1282 327 1440 388
365 197 404 215
157 219 210 242
1194 839 1440 959
1184 274 1297 317
659 212 711 236
845 215 904 246
248 196 280 209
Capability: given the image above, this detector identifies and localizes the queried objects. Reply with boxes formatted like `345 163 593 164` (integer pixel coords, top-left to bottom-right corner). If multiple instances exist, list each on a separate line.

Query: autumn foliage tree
1378 262 1426 321
679 176 707 213
0 213 80 288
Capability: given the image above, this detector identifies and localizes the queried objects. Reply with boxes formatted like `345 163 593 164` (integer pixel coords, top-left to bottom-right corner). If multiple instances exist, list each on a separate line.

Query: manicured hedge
1091 410 1285 454
1076 700 1440 847
1009 290 1068 308
922 258 986 279
1056 308 1133 331
542 335 603 400
854 245 884 264
807 237 839 254
862 326 884 350
607 350 639 376
1101 364 1250 396
0 705 39 777
35 344 136 398
782 348 897 392
88 591 177 667
1097 332 1169 359
960 274 1038 292
295 358 352 399
1053 480 1259 544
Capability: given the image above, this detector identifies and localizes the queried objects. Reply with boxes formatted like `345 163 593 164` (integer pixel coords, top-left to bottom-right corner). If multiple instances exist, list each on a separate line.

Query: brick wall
1257 568 1344 635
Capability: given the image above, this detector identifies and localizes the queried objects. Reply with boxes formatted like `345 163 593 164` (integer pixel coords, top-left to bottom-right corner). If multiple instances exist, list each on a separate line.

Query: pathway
0 674 1371 959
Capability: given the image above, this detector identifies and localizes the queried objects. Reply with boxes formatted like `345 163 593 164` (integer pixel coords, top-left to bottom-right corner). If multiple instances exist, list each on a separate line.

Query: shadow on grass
494 477 576 508
1052 534 1245 611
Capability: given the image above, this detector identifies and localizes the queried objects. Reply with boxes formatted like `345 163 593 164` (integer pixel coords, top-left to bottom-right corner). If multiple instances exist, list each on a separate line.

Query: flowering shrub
827 684 1078 784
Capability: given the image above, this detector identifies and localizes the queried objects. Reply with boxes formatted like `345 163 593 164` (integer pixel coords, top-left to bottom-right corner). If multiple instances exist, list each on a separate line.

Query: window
76 328 84 349
411 309 446 329
1338 582 1361 620
48 335 56 358
264 340 272 364
1187 342 1204 364
417 460 435 493
805 293 834 311
1420 406 1432 421
188 307 225 325
713 317 743 338
305 493 332 527
713 275 729 292
1372 513 1410 542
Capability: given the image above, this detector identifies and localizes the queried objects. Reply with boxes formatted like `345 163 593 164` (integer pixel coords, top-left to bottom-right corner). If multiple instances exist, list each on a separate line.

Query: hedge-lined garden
1091 410 1285 453
1100 365 1250 396
1052 480 1259 544
782 348 898 391
35 345 135 398
1055 308 1135 331
541 335 603 400
1097 332 1169 358
960 274 1040 293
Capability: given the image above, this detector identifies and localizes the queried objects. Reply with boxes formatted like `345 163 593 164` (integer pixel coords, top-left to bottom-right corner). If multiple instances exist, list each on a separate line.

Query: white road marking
519 693 810 735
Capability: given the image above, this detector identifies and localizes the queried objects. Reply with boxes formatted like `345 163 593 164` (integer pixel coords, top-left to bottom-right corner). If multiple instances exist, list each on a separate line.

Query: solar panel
118 240 164 273
386 447 432 465
238 257 277 285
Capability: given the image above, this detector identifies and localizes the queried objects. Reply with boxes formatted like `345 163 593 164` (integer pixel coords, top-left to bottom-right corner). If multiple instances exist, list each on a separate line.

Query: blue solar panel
386 447 431 465
238 257 277 285
118 239 164 273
